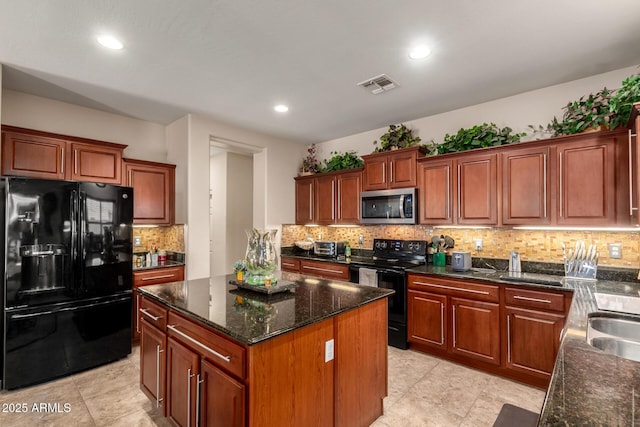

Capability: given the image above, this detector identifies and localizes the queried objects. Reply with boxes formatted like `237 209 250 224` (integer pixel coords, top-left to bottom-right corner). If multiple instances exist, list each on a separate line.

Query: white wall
226 152 253 271
1 90 168 162
317 65 639 159
166 115 189 224
210 152 227 276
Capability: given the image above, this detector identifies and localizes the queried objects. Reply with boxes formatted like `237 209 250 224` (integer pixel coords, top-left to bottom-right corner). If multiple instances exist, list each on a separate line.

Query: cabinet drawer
140 297 168 331
300 259 349 280
407 274 499 303
505 287 567 313
134 266 185 287
167 312 246 380
281 257 301 273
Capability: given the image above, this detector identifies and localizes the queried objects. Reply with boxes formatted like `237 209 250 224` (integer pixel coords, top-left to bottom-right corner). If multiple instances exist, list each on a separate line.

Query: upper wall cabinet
627 103 640 226
362 147 425 191
1 125 126 183
123 158 176 225
294 169 362 226
501 145 550 225
418 159 454 225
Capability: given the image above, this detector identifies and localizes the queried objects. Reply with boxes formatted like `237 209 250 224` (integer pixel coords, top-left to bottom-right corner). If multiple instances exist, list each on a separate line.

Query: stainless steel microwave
360 188 417 224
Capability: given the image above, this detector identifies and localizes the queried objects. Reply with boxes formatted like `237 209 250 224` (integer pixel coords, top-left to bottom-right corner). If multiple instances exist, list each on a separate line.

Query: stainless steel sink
587 313 640 362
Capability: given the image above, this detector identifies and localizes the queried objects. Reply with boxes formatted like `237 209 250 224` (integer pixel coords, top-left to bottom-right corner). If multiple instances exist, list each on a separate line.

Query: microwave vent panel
357 74 398 94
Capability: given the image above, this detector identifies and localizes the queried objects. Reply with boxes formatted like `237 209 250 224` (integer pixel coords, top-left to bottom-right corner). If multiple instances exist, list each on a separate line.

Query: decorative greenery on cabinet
548 87 615 136
609 73 640 129
437 123 525 155
373 124 422 152
320 150 363 172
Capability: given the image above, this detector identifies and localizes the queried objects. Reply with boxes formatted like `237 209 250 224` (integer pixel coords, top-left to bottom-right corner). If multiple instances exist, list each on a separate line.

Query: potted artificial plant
320 151 363 172
436 123 524 155
373 124 422 152
299 143 320 176
548 87 614 136
609 73 640 129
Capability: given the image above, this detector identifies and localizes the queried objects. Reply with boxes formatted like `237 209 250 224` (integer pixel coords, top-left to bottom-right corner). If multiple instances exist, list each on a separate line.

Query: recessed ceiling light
97 35 124 50
409 45 431 60
274 105 289 113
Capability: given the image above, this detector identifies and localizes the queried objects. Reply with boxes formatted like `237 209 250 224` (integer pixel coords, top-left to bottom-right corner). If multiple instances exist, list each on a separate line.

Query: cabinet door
336 170 361 224
506 307 564 381
68 142 122 184
502 146 550 225
295 177 315 225
133 266 185 287
388 150 418 188
408 290 447 350
556 136 616 225
457 153 498 225
451 297 500 365
1 131 66 180
124 160 175 225
166 337 199 427
362 156 388 191
418 159 454 224
200 359 245 427
315 175 336 225
140 320 166 415
299 259 349 280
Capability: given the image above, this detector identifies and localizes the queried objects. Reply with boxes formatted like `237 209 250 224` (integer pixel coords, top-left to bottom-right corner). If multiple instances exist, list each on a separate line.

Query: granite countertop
137 272 393 346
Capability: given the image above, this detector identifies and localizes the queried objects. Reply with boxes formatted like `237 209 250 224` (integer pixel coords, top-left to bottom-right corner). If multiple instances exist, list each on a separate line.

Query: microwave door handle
399 195 405 218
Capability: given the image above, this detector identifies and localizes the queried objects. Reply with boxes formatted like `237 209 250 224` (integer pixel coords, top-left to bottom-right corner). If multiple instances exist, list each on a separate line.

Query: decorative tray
229 279 298 294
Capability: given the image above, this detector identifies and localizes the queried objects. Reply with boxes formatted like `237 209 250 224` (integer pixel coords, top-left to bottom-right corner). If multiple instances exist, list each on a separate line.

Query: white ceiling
1 1 640 144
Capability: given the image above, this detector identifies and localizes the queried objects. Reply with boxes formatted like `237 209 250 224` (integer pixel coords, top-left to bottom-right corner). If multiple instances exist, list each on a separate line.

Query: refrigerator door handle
9 296 131 319
71 190 77 260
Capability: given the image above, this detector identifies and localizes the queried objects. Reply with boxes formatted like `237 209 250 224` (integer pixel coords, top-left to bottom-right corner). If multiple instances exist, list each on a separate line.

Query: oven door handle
376 268 405 276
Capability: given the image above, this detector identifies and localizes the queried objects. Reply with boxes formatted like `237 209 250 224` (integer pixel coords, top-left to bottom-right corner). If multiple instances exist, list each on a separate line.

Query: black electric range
349 239 427 349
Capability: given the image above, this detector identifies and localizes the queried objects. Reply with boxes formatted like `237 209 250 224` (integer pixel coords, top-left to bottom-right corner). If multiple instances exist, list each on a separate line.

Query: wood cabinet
362 147 425 191
457 152 498 225
504 287 569 386
1 125 126 183
166 337 200 427
299 259 349 281
200 359 245 427
502 145 550 225
315 169 361 225
280 256 301 273
408 290 447 350
294 176 315 225
451 297 500 365
123 158 176 225
629 104 640 225
556 135 616 225
407 274 500 368
139 298 168 415
418 159 454 225
133 266 185 341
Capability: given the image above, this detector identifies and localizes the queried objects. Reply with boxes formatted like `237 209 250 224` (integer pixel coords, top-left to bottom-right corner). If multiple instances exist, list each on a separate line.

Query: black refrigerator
0 177 133 390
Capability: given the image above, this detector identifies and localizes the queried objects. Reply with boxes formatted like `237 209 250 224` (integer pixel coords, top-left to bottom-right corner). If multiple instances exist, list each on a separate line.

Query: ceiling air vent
357 74 398 95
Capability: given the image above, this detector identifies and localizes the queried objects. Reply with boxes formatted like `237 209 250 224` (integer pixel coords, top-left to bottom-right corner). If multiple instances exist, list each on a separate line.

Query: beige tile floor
0 344 545 426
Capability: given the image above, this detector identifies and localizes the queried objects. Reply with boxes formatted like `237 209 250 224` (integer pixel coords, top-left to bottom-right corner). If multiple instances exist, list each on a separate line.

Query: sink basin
587 313 640 362
589 337 640 363
588 315 640 341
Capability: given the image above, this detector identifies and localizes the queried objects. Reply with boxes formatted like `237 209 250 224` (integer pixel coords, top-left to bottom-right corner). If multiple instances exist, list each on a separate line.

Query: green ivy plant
373 124 421 152
548 87 614 136
320 151 363 173
609 73 640 129
437 123 524 155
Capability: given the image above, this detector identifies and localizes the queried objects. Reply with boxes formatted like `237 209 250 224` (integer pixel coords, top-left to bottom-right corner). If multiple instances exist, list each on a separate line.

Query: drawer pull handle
513 295 551 304
141 274 176 281
140 308 163 321
302 265 343 274
413 281 490 295
167 324 232 363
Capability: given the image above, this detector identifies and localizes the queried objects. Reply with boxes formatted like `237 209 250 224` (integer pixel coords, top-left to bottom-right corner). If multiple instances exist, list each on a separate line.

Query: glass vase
244 228 278 285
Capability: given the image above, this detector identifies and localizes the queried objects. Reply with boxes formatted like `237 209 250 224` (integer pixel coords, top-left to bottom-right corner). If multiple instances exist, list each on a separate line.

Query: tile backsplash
134 225 185 253
282 225 639 268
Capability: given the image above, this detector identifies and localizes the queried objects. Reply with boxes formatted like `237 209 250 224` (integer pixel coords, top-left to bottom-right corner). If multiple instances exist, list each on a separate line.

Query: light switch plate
134 236 142 247
325 339 334 362
474 239 483 251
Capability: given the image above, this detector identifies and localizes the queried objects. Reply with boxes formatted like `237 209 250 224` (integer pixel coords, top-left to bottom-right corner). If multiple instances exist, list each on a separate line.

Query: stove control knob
414 243 421 251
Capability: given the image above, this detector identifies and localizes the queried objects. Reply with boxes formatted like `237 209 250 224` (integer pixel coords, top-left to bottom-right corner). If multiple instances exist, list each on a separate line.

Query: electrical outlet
474 239 483 251
134 236 142 247
358 235 364 246
325 339 334 362
609 244 622 259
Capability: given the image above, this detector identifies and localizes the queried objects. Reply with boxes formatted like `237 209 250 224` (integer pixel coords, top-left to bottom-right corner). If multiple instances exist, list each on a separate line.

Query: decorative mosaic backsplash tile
134 225 185 252
282 225 640 269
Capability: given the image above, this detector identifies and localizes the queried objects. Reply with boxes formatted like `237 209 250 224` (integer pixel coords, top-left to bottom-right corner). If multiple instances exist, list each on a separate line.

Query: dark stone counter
137 272 393 346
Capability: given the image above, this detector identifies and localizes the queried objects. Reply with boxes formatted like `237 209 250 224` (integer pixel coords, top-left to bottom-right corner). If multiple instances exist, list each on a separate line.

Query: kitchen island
137 272 392 427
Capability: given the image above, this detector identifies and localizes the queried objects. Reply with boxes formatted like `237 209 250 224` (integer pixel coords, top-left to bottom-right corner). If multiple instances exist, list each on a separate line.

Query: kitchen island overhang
137 272 393 427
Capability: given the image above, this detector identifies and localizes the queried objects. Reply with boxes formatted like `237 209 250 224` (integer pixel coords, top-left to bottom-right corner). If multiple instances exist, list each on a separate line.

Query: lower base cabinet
140 319 166 414
451 297 500 366
200 359 245 427
166 337 200 427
